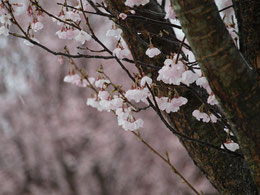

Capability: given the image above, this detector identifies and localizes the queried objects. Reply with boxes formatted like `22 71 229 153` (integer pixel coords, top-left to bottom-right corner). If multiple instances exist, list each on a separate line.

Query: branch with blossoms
0 0 242 193
0 0 240 155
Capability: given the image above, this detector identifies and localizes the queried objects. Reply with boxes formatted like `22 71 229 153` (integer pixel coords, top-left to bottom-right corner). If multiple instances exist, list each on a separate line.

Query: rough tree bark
105 0 259 194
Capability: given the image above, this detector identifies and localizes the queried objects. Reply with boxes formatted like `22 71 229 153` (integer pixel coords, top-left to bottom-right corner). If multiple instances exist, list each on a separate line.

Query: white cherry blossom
181 70 199 86
64 73 81 84
125 0 150 7
56 29 79 40
121 119 144 131
192 110 218 123
98 90 110 100
86 96 104 112
156 96 188 113
221 141 239 152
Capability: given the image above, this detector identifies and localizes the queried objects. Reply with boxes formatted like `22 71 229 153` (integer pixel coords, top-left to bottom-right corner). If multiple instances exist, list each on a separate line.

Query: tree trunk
171 0 260 191
105 0 259 194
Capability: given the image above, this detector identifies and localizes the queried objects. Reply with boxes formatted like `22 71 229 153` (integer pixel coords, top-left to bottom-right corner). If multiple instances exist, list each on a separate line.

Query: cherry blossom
86 95 104 112
113 47 130 59
145 47 161 58
140 76 152 87
121 119 144 131
125 0 150 7
64 11 81 22
181 70 199 86
156 96 188 113
221 140 239 152
192 109 217 123
196 76 212 94
74 30 92 44
57 56 64 64
88 77 96 86
56 28 79 40
209 114 218 123
64 73 81 84
63 73 90 87
98 90 110 100
157 59 185 85
75 79 88 87
192 110 210 123
31 21 44 32
95 79 111 89
207 94 218 105
119 13 127 20
116 107 144 131
130 10 136 14
125 87 150 103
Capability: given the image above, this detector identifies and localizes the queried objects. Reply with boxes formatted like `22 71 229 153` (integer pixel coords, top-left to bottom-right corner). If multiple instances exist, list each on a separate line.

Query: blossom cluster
124 0 150 7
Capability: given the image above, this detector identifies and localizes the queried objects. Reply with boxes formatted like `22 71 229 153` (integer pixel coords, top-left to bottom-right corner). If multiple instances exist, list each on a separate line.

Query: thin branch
132 131 201 195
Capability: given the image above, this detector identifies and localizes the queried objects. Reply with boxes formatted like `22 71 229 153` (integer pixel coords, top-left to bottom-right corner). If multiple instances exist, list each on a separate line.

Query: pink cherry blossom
98 90 110 100
64 73 81 84
145 47 161 58
207 94 218 105
209 114 218 123
113 47 130 59
157 59 185 85
95 79 110 88
56 29 79 40
74 30 92 44
31 21 44 32
196 76 212 94
181 70 199 86
119 13 127 20
64 11 81 22
125 87 150 103
192 110 210 123
57 56 64 64
140 76 152 87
